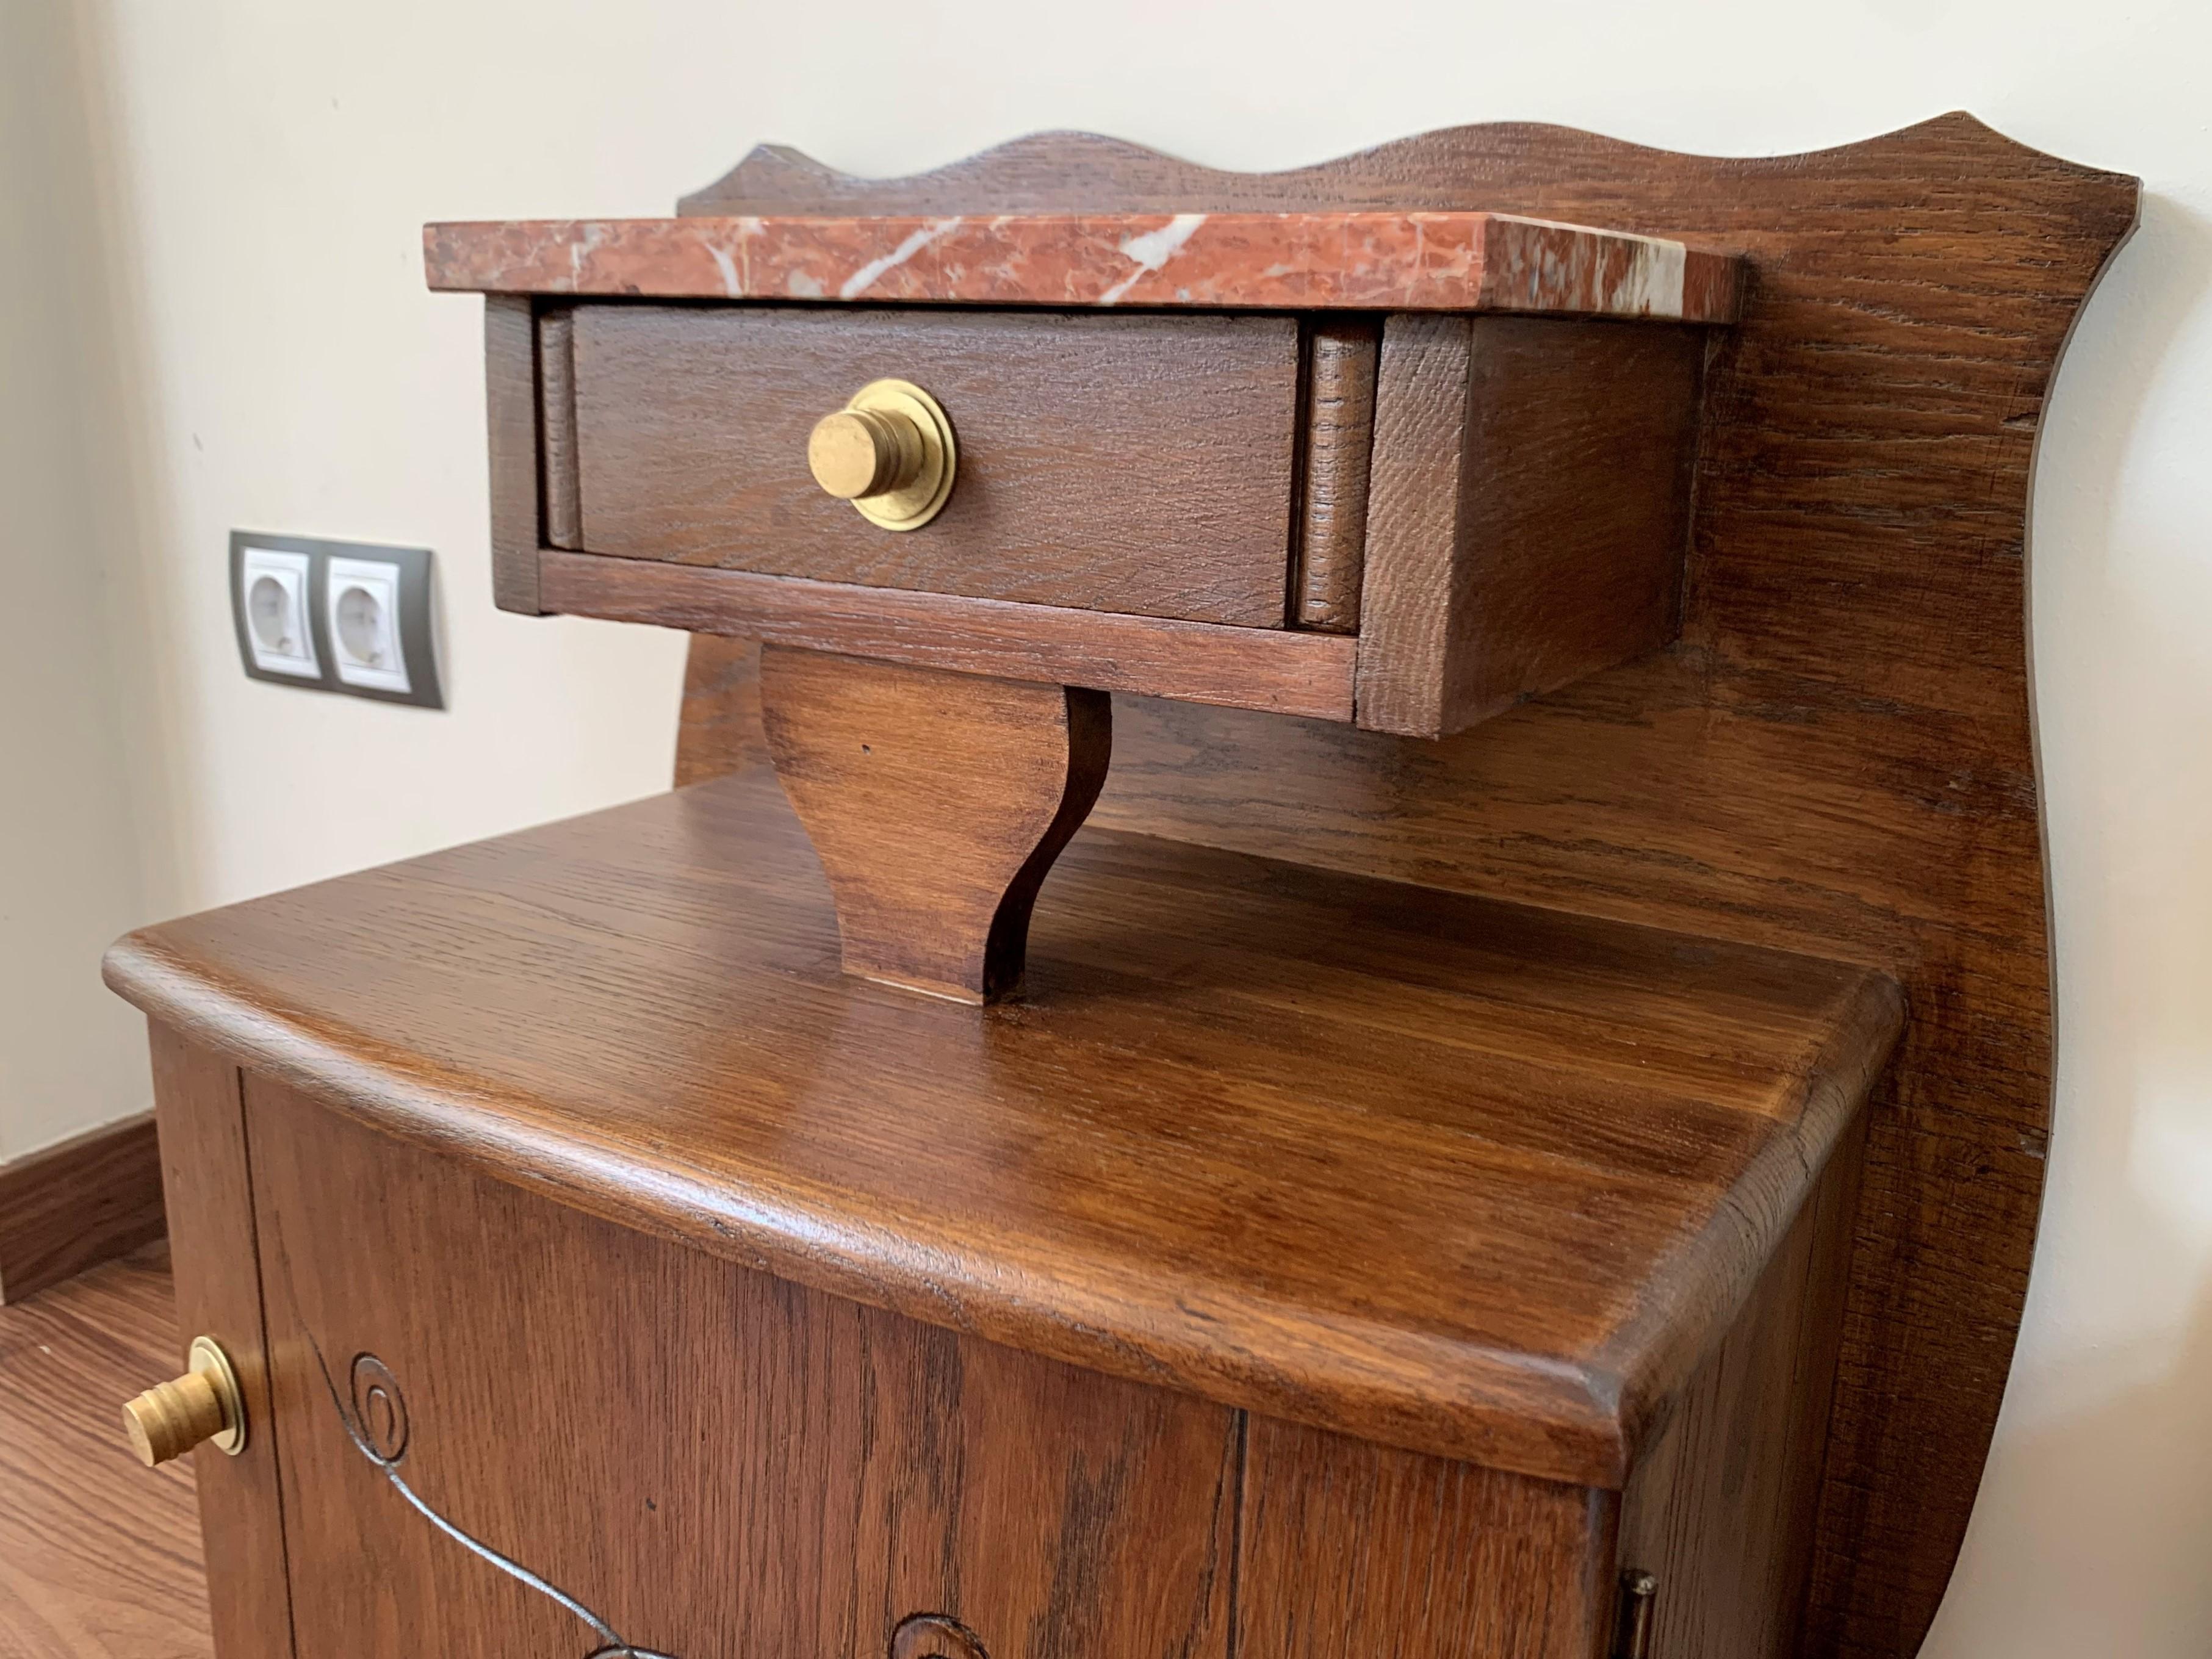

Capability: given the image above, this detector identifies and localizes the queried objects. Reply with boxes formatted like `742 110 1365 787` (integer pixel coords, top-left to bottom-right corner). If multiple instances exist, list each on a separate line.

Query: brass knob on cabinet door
123 1335 247 1465
807 378 957 531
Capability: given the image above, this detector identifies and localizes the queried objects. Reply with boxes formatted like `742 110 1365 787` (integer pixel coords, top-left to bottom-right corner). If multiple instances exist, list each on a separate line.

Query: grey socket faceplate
228 531 444 710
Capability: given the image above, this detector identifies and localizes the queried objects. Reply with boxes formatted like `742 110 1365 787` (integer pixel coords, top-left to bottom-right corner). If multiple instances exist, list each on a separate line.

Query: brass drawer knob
807 379 956 531
123 1334 247 1465
810 408 924 500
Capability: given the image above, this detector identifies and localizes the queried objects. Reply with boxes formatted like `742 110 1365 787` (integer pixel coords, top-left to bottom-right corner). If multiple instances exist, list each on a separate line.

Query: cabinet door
245 1078 1235 1659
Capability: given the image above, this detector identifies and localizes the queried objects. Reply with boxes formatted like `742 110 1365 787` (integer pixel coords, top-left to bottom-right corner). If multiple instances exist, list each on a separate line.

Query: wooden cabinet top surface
106 770 1898 1490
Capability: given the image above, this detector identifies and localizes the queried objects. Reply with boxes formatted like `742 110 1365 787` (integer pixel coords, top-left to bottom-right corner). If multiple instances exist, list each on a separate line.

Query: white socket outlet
239 546 319 678
326 556 411 694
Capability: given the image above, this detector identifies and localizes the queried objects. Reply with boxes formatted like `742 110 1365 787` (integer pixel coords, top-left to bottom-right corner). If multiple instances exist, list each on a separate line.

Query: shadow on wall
1926 190 2212 1655
0 4 189 1160
1932 1286 2212 1651
55 1 200 914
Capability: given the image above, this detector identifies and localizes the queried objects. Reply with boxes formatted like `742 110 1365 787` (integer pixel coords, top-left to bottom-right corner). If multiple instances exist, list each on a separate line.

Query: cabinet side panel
1239 1417 1615 1659
1617 1119 1868 1658
245 1076 1235 1659
149 1022 294 1657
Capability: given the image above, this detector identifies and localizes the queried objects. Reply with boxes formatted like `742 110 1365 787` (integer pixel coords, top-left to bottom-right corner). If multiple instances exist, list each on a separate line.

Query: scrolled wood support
759 644 1111 1003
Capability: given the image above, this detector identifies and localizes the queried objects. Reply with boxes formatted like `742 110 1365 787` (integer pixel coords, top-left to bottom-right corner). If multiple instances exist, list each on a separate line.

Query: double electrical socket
229 532 443 709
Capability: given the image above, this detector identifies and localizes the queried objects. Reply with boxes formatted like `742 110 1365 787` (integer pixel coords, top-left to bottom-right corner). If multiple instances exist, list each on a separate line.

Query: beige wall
0 1 158 1161
7 0 2208 1648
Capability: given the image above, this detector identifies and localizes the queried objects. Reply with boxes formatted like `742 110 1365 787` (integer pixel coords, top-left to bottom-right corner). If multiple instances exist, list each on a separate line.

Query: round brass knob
810 408 925 500
807 379 956 531
123 1334 247 1465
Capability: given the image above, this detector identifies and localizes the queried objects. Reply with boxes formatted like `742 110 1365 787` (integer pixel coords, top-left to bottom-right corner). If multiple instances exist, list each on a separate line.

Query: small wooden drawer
454 208 1740 738
554 305 1303 627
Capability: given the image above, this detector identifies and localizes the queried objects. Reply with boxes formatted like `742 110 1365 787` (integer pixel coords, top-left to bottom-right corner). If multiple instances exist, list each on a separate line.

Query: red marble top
423 211 1740 322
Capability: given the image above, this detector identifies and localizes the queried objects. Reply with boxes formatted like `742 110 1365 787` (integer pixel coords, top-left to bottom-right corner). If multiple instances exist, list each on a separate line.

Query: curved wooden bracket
759 645 1111 1003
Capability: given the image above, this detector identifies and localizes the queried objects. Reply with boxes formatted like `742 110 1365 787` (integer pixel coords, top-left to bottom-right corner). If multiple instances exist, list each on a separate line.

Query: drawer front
567 305 1301 626
248 1078 1236 1659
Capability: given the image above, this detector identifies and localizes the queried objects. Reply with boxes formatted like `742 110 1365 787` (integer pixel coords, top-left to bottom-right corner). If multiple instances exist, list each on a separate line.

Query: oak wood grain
1235 1128 1866 1659
483 294 541 614
248 1079 1236 1659
0 1112 165 1305
540 551 1356 722
147 1024 292 1658
571 304 1299 626
760 646 1111 1002
106 771 1901 1490
1357 316 1700 736
1238 1419 1615 1659
0 1243 214 1659
679 113 2138 1654
1350 314 1472 732
1617 1116 1867 1659
674 634 769 790
1292 320 1378 632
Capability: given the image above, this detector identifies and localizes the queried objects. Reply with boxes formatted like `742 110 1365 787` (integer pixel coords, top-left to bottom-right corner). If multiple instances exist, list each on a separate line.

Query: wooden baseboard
0 1113 166 1305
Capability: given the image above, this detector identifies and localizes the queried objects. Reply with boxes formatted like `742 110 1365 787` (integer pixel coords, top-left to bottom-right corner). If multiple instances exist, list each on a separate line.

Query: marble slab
424 212 1741 322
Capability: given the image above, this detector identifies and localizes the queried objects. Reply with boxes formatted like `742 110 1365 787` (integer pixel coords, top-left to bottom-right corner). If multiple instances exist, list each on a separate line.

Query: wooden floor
0 1243 214 1658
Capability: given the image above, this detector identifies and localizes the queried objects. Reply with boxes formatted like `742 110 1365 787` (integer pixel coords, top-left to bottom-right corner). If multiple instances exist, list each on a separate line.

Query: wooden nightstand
106 113 2135 1659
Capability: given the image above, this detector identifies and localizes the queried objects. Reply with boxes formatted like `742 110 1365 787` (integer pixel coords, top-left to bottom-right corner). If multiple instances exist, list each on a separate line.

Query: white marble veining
1099 213 1208 305
838 217 963 300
